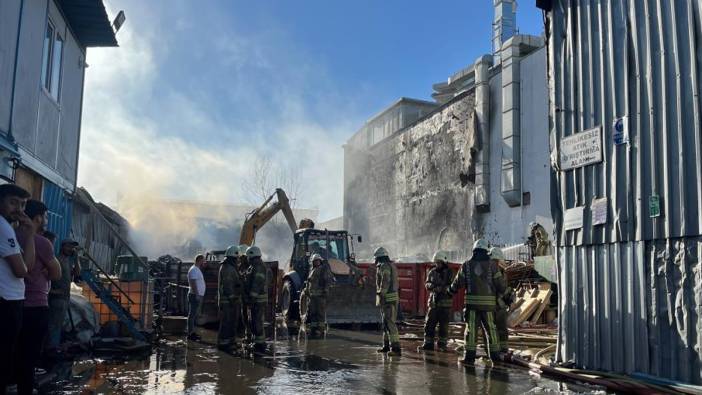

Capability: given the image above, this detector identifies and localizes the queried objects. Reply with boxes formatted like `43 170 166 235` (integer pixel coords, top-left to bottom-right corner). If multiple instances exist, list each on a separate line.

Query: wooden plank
508 288 541 326
529 283 553 324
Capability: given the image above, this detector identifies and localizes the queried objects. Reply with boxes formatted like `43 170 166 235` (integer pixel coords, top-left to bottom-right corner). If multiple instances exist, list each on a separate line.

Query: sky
78 0 544 223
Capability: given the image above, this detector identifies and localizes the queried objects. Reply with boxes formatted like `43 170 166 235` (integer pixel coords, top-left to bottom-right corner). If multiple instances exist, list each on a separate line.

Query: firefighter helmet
373 246 389 259
225 245 240 257
489 247 505 261
472 238 489 251
246 245 262 258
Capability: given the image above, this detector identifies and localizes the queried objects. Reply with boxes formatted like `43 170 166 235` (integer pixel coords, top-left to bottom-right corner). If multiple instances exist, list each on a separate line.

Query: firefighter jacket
218 257 243 308
305 264 331 298
376 260 399 306
449 250 506 311
426 265 453 308
245 259 270 304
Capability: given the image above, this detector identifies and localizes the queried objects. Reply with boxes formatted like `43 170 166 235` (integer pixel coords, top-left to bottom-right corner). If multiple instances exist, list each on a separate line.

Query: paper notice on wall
612 116 629 145
559 126 603 170
564 206 585 231
591 197 608 226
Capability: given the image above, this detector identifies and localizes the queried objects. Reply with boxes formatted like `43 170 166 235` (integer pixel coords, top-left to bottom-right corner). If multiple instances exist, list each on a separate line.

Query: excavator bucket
325 281 381 324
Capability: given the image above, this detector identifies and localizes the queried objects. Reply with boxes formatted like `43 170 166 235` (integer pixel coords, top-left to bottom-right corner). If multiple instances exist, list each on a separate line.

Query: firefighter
374 247 401 356
217 245 243 352
237 244 251 343
244 245 270 353
489 247 514 353
527 222 551 257
419 250 453 352
302 254 330 338
449 239 505 365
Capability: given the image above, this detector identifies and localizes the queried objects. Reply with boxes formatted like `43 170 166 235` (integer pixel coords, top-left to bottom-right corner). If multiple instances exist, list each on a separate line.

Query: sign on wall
591 197 608 226
564 206 585 231
559 126 603 170
612 116 629 145
649 194 661 218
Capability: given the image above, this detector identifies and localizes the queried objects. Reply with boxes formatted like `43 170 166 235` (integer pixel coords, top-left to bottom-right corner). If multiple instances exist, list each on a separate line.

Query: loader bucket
325 281 381 324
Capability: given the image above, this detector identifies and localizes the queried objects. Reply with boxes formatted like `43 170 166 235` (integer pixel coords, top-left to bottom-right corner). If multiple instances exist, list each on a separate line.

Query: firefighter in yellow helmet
419 250 454 352
449 239 505 364
374 247 401 356
489 247 514 353
217 245 243 352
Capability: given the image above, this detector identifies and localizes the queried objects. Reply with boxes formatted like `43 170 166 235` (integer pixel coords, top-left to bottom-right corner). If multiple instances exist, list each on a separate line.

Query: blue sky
79 0 544 224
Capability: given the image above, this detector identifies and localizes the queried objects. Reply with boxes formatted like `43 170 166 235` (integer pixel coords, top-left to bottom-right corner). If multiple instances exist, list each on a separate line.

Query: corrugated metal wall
558 238 702 384
549 0 702 384
43 180 72 252
550 0 702 246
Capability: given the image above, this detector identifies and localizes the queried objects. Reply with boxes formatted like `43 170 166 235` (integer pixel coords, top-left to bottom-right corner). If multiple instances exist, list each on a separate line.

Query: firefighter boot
387 343 402 357
376 342 390 353
418 342 434 352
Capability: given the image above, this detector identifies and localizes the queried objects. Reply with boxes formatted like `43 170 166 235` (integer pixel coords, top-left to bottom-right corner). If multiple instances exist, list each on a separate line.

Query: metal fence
548 0 702 384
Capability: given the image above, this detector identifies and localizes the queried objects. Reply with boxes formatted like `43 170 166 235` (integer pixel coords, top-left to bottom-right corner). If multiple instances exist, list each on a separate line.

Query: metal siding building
548 0 702 384
43 179 72 252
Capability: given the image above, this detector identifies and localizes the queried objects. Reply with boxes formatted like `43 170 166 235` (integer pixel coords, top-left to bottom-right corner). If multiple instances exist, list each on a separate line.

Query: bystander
0 184 35 395
14 200 61 395
47 238 81 353
187 254 206 341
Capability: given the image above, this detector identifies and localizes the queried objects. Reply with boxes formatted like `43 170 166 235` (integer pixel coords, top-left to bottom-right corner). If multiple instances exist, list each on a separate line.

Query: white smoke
78 1 360 260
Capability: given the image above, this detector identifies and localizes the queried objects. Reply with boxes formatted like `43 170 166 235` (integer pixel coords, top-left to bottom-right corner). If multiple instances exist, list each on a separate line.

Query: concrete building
0 0 118 245
542 0 702 385
344 7 550 261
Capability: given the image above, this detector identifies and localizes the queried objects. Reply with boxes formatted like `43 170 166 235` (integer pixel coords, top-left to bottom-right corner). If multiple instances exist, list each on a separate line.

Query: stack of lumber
508 283 553 327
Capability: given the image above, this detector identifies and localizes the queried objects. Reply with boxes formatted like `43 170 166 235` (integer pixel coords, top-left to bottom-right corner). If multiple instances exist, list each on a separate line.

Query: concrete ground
42 328 604 394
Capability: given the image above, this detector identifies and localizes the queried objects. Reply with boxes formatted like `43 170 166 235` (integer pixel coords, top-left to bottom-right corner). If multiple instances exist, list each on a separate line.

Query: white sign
560 127 603 170
612 116 629 145
564 206 584 231
591 197 608 226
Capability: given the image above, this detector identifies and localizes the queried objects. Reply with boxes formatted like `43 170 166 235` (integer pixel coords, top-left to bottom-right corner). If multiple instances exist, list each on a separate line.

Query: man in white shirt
187 254 207 341
0 184 36 393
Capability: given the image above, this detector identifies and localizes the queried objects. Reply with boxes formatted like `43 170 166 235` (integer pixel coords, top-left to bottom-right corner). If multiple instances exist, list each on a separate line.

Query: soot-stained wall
345 94 478 260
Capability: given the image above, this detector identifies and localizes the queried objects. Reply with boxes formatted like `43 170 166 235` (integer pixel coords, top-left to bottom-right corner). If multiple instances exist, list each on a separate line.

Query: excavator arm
239 188 298 245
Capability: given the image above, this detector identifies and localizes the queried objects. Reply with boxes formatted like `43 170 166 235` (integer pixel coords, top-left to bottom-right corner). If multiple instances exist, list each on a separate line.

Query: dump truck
240 189 379 329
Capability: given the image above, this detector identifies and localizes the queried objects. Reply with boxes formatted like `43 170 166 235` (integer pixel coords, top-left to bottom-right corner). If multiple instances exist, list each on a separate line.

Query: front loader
239 189 380 329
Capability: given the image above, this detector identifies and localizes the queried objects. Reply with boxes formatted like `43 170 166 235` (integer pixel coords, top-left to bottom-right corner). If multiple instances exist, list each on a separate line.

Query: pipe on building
474 55 493 212
500 36 545 207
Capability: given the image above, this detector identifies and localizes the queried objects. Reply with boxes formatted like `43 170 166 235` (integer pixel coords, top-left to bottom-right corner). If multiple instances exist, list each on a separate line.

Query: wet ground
42 328 604 394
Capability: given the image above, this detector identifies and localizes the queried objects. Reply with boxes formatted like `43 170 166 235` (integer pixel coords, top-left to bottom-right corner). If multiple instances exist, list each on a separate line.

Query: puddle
42 329 606 394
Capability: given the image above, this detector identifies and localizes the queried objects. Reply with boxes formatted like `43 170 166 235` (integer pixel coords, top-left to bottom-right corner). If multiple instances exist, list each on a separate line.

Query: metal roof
57 0 118 47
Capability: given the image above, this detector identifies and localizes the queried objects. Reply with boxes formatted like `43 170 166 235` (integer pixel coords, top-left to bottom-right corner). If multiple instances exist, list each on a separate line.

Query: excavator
240 189 380 329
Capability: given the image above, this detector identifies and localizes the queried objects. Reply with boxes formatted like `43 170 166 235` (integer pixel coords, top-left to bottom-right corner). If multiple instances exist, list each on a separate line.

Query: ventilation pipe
493 0 517 63
474 55 493 212
500 35 543 207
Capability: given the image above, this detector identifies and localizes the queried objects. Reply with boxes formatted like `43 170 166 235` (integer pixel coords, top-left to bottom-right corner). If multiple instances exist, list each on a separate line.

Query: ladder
80 268 146 342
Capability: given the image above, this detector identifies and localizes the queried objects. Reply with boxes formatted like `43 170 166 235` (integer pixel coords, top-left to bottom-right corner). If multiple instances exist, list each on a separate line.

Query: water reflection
45 329 598 394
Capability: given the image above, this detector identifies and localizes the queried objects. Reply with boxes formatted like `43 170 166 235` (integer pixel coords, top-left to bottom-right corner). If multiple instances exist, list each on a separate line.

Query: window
50 34 63 98
40 23 53 90
40 21 63 101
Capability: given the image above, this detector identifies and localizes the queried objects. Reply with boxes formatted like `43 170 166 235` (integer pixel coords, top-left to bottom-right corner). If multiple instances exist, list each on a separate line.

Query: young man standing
47 238 81 353
15 200 61 395
0 184 35 394
187 254 206 341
